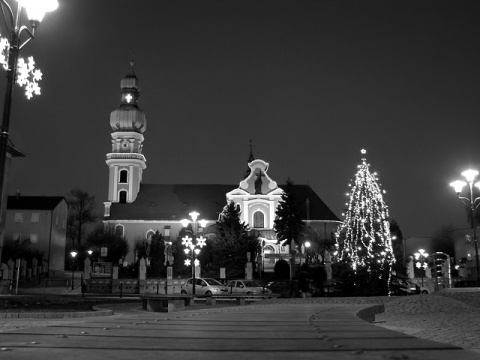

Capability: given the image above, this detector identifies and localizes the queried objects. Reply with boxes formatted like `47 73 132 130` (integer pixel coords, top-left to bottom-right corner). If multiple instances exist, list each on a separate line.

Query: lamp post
414 249 428 287
181 211 207 295
304 241 311 265
70 251 77 290
164 239 173 266
0 0 58 220
450 169 480 285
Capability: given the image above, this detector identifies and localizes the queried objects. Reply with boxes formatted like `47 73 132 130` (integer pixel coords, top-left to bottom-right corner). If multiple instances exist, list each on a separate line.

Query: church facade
103 64 340 272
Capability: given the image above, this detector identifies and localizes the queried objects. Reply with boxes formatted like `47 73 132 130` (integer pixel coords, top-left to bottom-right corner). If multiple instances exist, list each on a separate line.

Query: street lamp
0 0 58 219
304 241 311 265
414 249 428 287
450 169 480 285
181 211 207 295
70 251 77 290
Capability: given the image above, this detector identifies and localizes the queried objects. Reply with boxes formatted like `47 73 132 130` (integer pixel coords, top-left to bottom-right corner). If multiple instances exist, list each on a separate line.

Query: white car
225 280 271 295
180 277 228 295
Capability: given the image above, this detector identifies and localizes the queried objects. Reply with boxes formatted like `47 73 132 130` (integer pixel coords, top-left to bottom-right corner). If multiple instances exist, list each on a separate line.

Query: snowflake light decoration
0 34 43 99
182 235 192 248
184 259 191 266
0 37 9 70
196 235 206 248
17 56 42 99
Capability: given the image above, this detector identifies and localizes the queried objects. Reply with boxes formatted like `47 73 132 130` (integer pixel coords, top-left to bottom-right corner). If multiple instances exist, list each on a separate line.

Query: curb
0 307 114 319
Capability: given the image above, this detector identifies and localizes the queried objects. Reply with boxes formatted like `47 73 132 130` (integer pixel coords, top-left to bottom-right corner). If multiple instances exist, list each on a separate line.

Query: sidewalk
1 301 479 359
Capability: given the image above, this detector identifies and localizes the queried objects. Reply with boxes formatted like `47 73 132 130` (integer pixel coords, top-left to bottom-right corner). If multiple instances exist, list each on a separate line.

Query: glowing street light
450 169 480 285
0 0 58 258
181 211 207 295
70 251 77 290
304 241 311 265
414 249 429 287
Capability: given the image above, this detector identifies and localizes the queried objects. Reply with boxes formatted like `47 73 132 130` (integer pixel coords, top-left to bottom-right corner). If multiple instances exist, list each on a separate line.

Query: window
31 213 40 223
119 190 127 203
14 213 23 223
164 225 171 237
253 211 264 228
146 230 155 240
13 233 21 241
30 233 38 244
119 169 128 183
115 224 124 236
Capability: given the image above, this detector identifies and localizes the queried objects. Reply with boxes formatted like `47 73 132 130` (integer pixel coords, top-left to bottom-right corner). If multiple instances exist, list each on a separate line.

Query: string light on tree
335 149 395 276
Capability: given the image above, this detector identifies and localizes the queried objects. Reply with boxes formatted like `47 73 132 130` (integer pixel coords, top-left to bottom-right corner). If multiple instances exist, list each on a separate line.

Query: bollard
119 282 123 298
81 274 85 297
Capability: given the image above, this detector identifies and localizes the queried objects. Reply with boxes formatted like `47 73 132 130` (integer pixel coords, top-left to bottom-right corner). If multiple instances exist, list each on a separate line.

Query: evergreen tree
213 201 259 278
148 231 165 276
85 224 130 264
172 228 189 276
389 218 405 275
274 179 305 247
335 150 395 280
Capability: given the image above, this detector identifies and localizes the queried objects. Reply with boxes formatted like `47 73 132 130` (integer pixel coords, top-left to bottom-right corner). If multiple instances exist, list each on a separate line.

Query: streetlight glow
18 0 59 23
450 170 480 286
462 169 479 183
450 180 466 194
189 211 199 222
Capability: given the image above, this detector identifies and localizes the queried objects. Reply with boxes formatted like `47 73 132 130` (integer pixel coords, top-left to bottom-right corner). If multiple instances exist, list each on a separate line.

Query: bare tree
67 188 99 247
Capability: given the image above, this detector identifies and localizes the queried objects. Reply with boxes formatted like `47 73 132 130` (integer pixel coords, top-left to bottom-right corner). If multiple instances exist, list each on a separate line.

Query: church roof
107 183 339 222
7 196 66 210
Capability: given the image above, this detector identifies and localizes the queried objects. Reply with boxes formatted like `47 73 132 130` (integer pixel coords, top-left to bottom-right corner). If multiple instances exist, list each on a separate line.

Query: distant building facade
5 195 68 274
103 64 340 271
453 227 479 279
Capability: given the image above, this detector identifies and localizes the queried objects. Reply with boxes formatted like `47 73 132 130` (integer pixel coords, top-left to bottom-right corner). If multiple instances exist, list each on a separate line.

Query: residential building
5 195 68 275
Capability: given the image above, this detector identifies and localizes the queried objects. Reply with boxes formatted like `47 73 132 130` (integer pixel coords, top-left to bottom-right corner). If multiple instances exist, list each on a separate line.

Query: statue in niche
254 169 263 194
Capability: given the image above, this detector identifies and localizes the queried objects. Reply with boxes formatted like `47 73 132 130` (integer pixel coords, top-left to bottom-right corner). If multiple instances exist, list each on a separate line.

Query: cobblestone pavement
262 292 480 354
1 292 479 354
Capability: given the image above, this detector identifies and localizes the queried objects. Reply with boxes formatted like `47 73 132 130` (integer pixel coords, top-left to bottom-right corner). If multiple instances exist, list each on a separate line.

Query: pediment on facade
239 159 278 195
226 188 250 197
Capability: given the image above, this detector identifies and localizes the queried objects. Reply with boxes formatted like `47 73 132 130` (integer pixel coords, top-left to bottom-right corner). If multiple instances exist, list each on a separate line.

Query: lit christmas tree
335 149 395 281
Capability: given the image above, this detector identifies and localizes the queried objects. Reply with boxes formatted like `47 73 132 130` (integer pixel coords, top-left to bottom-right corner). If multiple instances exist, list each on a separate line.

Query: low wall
88 278 188 295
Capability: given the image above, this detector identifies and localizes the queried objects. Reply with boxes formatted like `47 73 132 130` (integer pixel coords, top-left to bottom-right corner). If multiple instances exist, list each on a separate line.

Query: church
103 63 340 273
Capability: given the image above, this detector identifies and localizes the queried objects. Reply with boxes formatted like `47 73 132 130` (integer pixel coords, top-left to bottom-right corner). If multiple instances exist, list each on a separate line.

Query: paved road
0 291 479 358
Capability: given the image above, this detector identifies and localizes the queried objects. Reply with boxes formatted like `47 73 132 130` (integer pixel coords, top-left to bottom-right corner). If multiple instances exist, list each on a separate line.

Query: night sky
2 0 480 239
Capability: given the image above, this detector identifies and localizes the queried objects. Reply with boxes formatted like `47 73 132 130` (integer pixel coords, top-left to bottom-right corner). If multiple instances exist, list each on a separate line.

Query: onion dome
110 60 147 133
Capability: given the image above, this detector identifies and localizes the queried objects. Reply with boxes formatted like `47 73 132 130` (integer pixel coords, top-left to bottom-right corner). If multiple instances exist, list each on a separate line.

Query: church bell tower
105 61 147 205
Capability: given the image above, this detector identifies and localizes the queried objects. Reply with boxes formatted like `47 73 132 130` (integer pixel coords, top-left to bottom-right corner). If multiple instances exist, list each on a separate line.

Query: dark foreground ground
1 290 479 354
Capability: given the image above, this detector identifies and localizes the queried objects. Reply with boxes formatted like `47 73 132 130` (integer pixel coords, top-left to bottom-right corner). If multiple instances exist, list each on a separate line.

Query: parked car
454 280 479 288
180 277 228 295
225 280 271 295
266 280 301 298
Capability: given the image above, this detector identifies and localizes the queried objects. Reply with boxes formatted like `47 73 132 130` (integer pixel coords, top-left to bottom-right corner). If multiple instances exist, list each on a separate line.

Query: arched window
146 230 155 240
119 190 127 203
119 169 128 183
264 245 275 254
253 211 264 228
115 224 124 236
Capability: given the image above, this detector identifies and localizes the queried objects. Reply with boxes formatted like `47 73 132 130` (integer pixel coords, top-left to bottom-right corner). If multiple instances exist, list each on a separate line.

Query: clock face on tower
124 93 133 103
